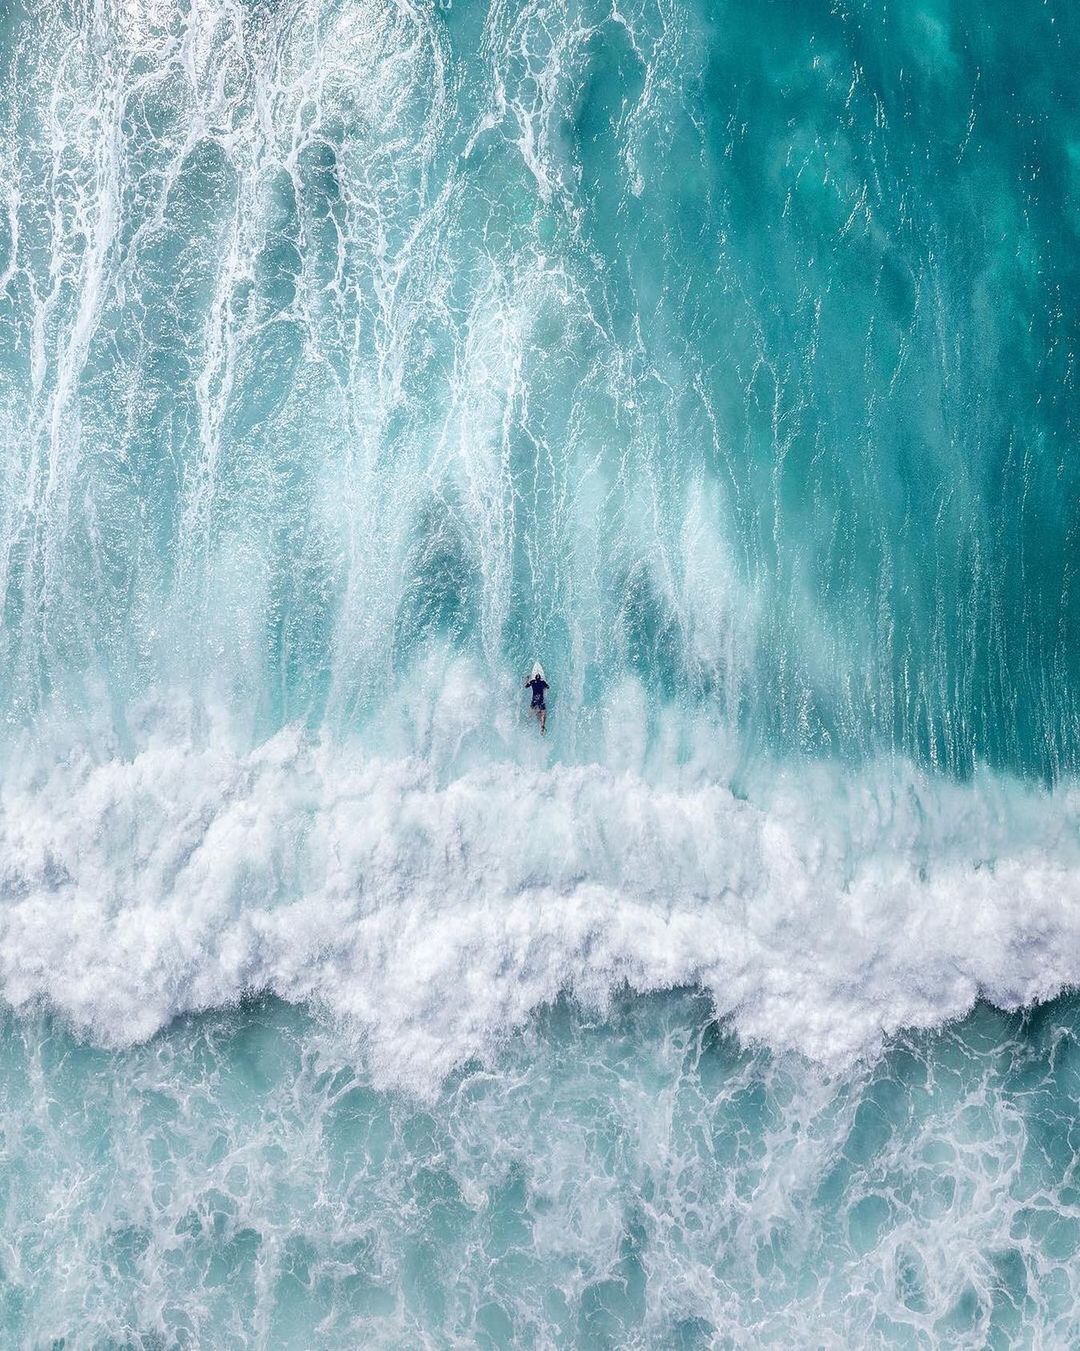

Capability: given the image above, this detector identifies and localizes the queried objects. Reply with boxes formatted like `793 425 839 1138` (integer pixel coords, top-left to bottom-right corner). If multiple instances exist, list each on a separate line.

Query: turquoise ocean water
1 0 1079 1343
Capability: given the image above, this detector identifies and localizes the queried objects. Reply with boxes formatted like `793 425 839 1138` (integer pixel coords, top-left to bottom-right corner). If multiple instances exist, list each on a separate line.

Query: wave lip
2 725 1079 1093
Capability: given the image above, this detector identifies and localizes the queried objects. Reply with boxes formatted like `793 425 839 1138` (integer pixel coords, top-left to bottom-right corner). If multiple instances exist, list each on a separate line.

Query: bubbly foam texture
5 994 1080 1347
2 0 1079 1339
4 701 1079 1094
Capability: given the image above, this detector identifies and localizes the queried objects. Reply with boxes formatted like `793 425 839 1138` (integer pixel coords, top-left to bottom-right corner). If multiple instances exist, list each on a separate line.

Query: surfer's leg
539 708 547 734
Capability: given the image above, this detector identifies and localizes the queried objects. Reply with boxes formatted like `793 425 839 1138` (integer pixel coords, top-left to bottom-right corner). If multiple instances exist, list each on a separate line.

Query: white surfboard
530 661 545 682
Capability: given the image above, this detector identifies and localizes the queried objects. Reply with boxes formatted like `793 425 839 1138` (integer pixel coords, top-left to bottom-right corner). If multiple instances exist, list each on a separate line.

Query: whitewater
4 719 1080 1093
2 0 1080 1344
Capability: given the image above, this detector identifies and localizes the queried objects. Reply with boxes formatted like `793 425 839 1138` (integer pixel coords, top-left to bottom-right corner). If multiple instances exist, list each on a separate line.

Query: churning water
1 0 1079 1344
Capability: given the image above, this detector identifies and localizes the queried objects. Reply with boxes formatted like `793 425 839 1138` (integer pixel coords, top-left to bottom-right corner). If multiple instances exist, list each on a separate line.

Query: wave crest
3 723 1078 1093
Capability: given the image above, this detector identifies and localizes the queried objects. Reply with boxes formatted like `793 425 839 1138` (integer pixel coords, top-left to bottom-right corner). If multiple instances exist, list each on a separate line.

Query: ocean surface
1 0 1078 1344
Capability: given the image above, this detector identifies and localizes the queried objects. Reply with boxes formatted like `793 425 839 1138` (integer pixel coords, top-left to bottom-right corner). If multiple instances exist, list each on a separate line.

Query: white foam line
2 722 1078 1096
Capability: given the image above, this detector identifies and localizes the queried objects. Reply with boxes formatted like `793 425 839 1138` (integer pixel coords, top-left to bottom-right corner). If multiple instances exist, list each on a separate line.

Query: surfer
525 665 549 734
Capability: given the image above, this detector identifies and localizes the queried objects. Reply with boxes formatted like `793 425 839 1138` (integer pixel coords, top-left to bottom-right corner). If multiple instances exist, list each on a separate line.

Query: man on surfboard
525 664 549 735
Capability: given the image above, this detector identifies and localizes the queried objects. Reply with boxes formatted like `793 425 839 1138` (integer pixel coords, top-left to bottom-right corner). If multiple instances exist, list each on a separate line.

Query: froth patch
2 728 1079 1094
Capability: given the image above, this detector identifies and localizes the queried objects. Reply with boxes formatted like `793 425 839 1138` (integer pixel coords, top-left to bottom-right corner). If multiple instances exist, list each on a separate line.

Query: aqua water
4 995 1080 1347
1 0 1078 1344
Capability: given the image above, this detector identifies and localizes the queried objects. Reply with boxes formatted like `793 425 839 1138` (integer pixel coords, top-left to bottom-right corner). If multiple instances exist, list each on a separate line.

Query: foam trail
2 707 1078 1094
0 0 1075 1107
2 0 1080 1342
1 0 1076 777
1 993 1076 1347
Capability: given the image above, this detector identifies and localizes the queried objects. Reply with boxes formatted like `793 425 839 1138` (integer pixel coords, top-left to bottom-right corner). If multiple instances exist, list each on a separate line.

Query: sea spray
2 0 1079 1343
2 718 1080 1091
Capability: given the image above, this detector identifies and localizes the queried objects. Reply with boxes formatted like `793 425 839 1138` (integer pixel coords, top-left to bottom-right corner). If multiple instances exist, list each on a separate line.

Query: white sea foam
3 709 1078 1095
